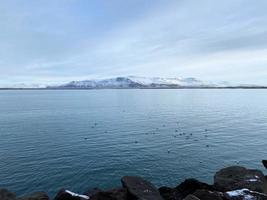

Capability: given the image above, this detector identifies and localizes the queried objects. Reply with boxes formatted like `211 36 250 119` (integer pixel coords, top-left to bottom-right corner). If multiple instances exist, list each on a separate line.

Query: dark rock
193 189 223 200
175 179 215 199
224 188 267 200
54 189 80 200
262 160 267 169
183 195 200 200
54 189 89 200
214 166 267 193
90 188 127 200
0 189 16 200
158 187 175 200
121 176 163 200
83 188 102 198
18 192 49 200
159 179 214 200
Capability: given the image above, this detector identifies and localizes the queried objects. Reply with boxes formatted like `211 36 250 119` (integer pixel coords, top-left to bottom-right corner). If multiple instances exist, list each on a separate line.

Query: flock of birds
143 121 211 152
83 110 212 154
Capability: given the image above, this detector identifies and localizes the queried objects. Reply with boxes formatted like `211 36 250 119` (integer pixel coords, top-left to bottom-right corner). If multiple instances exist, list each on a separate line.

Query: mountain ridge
48 76 217 89
1 76 266 89
47 76 241 89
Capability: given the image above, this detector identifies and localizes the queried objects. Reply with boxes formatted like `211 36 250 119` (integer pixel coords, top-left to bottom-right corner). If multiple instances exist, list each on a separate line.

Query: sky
1 0 267 87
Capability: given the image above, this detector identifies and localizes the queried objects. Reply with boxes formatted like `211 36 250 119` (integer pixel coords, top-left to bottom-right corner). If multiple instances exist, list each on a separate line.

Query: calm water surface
0 89 267 196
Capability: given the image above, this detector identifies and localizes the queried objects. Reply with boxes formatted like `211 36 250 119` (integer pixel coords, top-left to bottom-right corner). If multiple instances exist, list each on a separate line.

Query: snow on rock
226 189 255 200
65 190 90 199
225 188 267 200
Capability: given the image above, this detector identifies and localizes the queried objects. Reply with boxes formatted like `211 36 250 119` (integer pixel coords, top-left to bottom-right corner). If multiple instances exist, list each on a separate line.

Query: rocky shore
2 161 267 200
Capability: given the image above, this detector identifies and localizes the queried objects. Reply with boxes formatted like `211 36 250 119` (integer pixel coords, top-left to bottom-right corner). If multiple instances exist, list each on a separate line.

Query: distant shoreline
1 87 267 90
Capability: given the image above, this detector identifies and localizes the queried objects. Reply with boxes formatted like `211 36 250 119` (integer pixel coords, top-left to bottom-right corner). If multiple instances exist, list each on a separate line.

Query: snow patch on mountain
128 76 206 86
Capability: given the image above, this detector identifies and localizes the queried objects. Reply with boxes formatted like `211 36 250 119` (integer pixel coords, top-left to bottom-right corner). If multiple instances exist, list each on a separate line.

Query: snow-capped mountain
50 76 218 89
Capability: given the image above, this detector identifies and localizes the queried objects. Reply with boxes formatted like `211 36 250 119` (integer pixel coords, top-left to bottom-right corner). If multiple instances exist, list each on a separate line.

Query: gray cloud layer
1 0 267 86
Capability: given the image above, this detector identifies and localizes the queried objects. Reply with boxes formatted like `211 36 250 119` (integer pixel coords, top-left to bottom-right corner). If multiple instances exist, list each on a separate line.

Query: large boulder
83 188 102 198
224 189 267 200
17 192 49 200
175 179 215 197
121 176 163 200
214 166 267 193
183 195 200 200
159 179 214 200
193 189 223 200
90 188 127 200
158 187 175 200
0 189 16 200
262 160 267 169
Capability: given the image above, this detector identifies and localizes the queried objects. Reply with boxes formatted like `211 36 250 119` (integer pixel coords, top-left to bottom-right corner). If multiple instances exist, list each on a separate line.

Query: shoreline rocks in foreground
2 162 267 200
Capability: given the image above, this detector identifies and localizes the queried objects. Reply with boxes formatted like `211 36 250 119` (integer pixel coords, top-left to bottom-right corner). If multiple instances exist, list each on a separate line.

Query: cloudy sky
1 0 267 86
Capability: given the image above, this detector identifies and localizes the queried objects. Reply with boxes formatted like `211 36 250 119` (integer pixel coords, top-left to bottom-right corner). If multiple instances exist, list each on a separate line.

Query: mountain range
48 76 233 89
2 76 265 89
